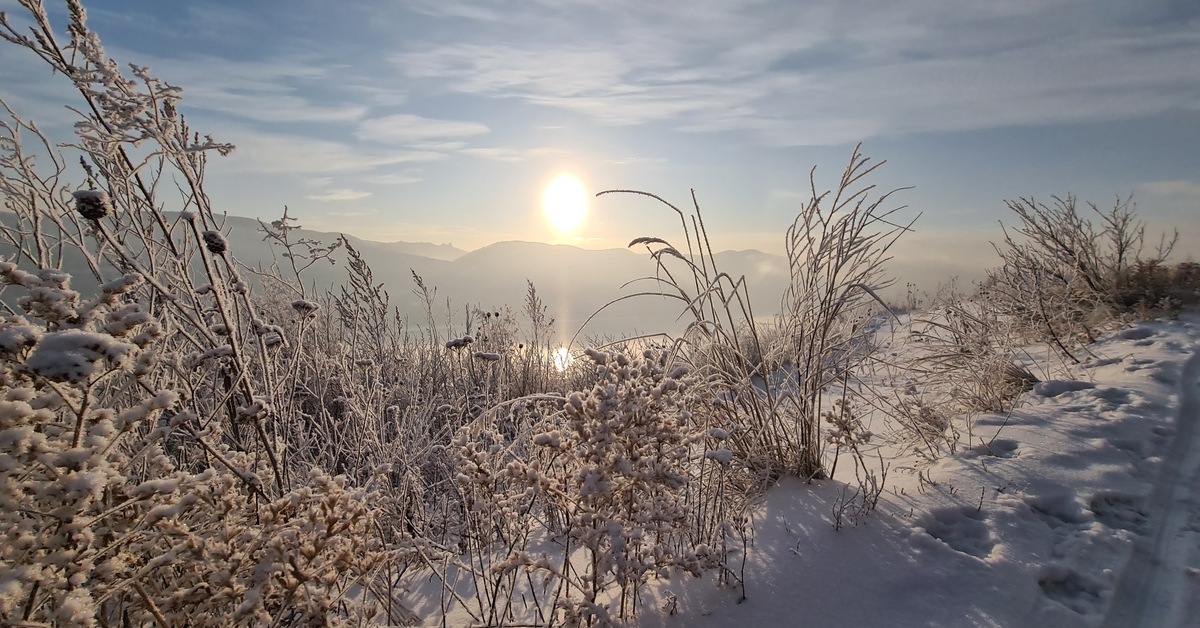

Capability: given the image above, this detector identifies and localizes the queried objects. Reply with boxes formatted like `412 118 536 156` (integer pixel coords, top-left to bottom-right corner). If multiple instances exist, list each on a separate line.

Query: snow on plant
864 289 1037 462
450 347 741 626
776 147 915 479
0 265 405 625
595 146 913 482
988 194 1178 362
0 0 299 492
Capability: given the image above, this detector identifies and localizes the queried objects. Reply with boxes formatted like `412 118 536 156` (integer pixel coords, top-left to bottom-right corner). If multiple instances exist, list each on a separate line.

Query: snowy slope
634 312 1200 627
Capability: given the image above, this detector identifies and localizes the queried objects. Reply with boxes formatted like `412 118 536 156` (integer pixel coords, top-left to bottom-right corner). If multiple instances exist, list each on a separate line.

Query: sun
553 346 572 372
542 174 588 235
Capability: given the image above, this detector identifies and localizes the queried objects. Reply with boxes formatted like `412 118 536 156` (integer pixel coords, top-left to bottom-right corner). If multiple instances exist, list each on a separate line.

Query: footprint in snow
1115 326 1155 341
921 507 994 559
1164 340 1186 353
1088 356 1123 367
1088 493 1150 535
1149 365 1179 386
1091 387 1131 407
1025 492 1088 531
1124 358 1157 373
1038 564 1106 615
1108 438 1147 457
1033 380 1096 398
1151 424 1174 446
970 438 1019 459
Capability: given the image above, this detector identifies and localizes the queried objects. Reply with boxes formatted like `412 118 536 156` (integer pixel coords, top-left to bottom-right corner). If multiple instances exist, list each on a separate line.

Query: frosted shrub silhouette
0 264 397 625
988 195 1177 361
451 347 741 626
599 147 913 480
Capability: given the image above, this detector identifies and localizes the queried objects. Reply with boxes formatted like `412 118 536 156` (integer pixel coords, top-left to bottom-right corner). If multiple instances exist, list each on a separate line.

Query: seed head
72 189 111 220
202 230 227 254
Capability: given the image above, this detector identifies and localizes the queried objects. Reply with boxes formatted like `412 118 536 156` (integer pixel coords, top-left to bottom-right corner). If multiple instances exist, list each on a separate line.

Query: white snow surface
633 312 1200 628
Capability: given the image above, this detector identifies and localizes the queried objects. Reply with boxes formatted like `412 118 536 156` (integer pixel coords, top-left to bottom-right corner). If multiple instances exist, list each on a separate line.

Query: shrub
448 348 743 625
775 147 915 478
988 194 1177 360
0 263 401 626
595 146 914 481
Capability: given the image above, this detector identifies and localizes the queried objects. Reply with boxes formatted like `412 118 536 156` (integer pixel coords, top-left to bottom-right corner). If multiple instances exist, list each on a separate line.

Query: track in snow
1103 349 1200 628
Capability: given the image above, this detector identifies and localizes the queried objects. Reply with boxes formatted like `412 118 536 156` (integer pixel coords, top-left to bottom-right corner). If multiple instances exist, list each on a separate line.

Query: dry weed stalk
776 145 916 478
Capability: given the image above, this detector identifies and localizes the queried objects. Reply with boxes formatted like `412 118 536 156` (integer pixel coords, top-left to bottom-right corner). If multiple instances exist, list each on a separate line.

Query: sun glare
553 346 572 372
543 174 588 235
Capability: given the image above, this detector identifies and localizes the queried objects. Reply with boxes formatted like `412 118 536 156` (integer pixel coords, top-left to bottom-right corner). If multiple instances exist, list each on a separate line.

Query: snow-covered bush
987 194 1178 361
450 348 742 625
879 291 1039 461
774 147 914 478
0 264 401 625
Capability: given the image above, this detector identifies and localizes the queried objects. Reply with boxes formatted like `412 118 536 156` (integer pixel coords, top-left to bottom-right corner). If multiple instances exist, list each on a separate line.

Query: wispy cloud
1136 180 1200 199
136 54 370 124
459 146 564 163
363 173 424 185
390 0 1200 145
356 114 489 144
1134 180 1200 229
409 141 469 151
327 209 376 218
208 127 448 175
604 156 667 166
306 188 373 202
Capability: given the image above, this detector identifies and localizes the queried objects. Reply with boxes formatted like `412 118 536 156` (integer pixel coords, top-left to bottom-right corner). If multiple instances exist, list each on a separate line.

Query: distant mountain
375 240 466 261
0 211 792 339
216 214 452 295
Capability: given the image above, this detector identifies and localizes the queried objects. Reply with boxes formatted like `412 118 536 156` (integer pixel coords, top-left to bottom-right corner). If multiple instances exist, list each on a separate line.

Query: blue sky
1 0 1197 284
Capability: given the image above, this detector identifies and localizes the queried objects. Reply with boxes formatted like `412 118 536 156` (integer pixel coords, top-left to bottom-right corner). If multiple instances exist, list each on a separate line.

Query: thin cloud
307 188 373 202
1134 180 1200 230
409 141 469 151
206 127 448 175
604 156 667 166
356 114 489 145
363 173 424 185
1136 180 1200 199
327 209 376 218
126 52 370 124
390 0 1200 145
459 146 564 163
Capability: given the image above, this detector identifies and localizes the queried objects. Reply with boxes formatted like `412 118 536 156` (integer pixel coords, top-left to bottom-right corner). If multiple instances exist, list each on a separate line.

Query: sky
1 0 1198 288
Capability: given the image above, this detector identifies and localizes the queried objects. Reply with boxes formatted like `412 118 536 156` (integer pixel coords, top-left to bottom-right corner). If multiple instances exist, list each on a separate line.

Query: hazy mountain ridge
206 215 794 337
1 211 791 338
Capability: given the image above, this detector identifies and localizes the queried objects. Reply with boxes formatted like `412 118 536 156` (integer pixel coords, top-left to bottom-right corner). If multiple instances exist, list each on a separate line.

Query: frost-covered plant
988 194 1177 361
0 0 294 492
870 286 1040 462
0 263 404 626
596 146 912 481
589 187 788 490
450 348 742 626
881 384 954 461
776 146 914 478
532 348 730 623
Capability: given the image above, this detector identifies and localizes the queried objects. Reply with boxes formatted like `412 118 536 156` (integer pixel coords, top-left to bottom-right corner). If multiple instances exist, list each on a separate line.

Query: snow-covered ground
633 312 1200 627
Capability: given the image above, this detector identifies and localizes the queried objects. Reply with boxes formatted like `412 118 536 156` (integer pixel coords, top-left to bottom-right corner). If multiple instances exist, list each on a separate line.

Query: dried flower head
72 189 111 220
202 230 227 254
290 299 319 315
